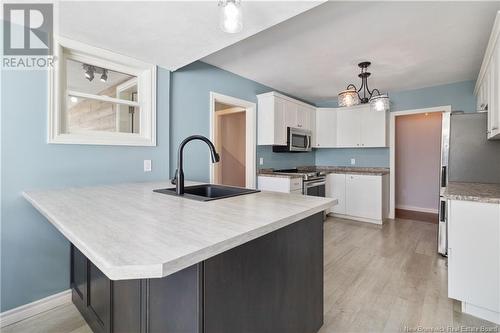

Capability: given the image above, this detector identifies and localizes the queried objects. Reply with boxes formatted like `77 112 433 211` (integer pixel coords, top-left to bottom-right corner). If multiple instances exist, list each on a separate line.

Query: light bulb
375 100 384 111
220 0 242 33
224 2 239 18
70 96 78 103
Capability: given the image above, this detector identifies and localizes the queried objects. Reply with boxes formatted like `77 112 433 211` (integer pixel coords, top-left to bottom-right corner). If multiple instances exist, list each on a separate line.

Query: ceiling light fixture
338 62 390 112
100 69 108 82
219 0 242 34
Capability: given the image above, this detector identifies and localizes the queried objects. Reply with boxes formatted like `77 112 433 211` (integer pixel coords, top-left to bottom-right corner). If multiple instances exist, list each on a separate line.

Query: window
49 37 157 146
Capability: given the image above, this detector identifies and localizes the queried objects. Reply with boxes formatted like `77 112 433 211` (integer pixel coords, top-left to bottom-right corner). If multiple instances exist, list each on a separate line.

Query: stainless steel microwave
273 127 312 152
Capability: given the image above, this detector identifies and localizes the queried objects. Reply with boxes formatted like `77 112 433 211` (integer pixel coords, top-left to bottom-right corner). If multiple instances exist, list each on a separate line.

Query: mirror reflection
65 58 140 134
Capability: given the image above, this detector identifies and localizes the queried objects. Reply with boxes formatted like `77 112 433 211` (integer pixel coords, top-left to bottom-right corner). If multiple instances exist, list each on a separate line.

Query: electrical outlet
144 160 152 172
259 157 264 165
350 158 356 165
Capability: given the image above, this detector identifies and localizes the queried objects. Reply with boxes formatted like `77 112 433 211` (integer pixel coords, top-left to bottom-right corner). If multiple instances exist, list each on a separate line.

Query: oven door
303 179 326 197
288 127 312 152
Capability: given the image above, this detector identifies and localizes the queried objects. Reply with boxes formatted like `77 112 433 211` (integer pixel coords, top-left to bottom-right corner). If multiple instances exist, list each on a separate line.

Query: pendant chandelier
338 61 390 112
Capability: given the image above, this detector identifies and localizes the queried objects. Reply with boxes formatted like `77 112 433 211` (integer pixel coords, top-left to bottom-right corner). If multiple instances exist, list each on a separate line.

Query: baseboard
0 289 71 328
396 205 438 214
462 302 500 325
329 213 383 225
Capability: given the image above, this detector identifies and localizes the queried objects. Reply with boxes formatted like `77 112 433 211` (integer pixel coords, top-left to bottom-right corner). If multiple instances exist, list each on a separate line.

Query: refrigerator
438 112 500 256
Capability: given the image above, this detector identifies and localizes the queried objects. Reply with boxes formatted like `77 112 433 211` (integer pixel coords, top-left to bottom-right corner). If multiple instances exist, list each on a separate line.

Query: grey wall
314 80 477 167
0 68 170 312
170 61 315 180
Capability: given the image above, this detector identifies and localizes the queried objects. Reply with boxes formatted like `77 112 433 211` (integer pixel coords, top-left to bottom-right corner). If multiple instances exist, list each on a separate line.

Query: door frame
389 105 451 219
209 92 257 189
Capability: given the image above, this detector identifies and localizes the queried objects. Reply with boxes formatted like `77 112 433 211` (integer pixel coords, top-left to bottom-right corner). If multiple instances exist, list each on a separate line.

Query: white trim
67 90 140 107
389 105 451 219
256 91 314 109
395 205 439 214
0 290 71 328
48 36 157 146
474 11 500 95
209 92 257 189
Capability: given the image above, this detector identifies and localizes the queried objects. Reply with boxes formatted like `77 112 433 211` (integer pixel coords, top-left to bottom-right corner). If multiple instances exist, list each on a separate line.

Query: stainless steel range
273 169 326 197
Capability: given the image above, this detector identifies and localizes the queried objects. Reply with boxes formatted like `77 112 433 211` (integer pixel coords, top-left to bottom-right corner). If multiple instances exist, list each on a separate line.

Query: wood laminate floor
3 217 498 333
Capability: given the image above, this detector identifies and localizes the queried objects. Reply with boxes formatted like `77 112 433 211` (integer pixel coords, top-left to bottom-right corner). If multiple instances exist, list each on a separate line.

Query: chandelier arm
371 88 381 98
346 84 362 100
364 78 373 97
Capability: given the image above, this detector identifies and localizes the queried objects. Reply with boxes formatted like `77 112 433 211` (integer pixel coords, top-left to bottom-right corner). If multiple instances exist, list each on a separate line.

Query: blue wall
170 61 315 180
0 68 170 312
314 81 477 167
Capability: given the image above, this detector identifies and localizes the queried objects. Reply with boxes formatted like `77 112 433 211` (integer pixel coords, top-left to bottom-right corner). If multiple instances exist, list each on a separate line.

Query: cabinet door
296 105 312 130
204 213 323 333
88 263 111 332
345 174 382 220
315 108 337 148
283 100 298 130
326 174 345 214
336 109 361 147
489 46 500 139
360 109 387 147
448 200 500 311
273 98 287 145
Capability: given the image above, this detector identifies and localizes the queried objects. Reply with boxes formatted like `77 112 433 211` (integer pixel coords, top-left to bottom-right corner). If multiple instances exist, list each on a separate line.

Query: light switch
259 157 264 165
350 158 356 165
144 160 152 172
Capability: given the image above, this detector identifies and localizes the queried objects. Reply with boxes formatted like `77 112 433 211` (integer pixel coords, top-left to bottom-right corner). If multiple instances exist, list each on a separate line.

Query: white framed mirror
49 37 157 146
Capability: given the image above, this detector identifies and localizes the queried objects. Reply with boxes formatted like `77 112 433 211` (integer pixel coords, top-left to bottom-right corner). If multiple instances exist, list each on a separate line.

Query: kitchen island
23 181 336 333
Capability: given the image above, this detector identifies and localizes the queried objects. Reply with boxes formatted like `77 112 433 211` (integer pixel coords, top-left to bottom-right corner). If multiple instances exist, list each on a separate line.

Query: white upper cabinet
257 92 316 145
360 107 388 147
475 12 500 140
321 105 388 148
315 108 337 148
336 107 362 147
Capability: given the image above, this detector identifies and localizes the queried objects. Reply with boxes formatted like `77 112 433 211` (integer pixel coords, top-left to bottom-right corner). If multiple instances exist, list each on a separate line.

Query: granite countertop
312 166 390 176
443 182 500 204
257 170 303 178
258 166 390 177
23 181 335 280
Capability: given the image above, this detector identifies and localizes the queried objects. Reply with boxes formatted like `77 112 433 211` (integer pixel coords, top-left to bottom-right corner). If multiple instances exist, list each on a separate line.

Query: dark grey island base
71 212 324 333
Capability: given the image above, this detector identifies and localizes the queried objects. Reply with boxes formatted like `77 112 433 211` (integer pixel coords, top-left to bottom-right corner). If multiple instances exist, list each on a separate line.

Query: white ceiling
203 2 500 102
58 1 323 71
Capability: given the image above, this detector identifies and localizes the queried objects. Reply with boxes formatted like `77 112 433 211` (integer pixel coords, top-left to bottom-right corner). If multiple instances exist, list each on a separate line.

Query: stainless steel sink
153 184 260 201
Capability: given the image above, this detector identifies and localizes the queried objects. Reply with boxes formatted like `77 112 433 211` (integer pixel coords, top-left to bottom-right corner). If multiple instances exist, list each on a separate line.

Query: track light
100 69 108 82
84 65 95 81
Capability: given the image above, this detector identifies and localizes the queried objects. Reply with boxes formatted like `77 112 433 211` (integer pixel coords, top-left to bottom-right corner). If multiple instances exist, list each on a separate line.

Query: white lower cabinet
257 176 302 194
346 174 382 220
326 174 345 214
326 173 388 224
448 199 500 324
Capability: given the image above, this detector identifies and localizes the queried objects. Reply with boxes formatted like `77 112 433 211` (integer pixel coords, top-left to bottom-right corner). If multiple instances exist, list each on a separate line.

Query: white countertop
23 181 336 280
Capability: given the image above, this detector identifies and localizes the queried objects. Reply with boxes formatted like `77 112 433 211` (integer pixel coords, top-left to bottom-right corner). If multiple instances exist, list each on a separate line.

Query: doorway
389 106 451 221
209 93 256 188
